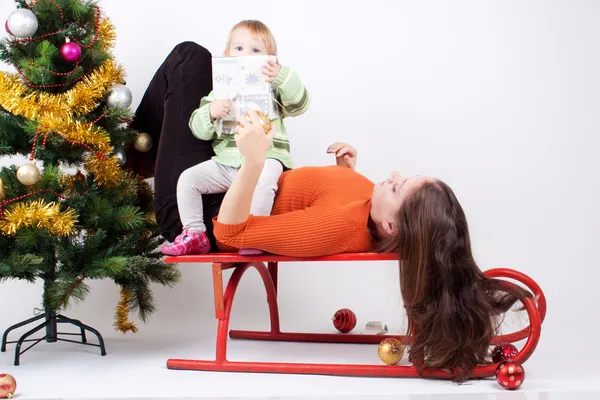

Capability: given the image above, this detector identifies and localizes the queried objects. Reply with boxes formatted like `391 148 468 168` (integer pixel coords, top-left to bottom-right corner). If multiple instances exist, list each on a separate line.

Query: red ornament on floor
0 373 17 399
491 342 518 363
332 308 357 333
495 361 525 390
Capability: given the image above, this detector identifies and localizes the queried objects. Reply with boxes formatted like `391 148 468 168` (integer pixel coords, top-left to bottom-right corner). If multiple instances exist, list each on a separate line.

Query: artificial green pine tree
0 0 179 346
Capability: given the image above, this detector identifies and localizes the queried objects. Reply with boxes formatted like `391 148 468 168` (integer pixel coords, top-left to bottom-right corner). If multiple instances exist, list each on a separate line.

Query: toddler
161 20 310 256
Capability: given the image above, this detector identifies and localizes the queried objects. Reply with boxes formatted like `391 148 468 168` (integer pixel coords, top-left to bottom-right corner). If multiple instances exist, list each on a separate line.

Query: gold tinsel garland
0 60 124 118
114 288 138 334
0 199 77 236
145 211 156 224
59 171 86 196
39 117 113 153
99 18 117 52
83 154 121 187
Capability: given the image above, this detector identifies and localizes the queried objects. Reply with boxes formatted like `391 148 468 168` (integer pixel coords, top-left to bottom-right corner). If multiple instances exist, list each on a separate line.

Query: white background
0 0 599 398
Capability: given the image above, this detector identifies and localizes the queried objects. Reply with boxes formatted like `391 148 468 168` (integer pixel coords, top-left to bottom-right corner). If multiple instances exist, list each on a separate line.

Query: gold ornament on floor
134 132 153 152
0 199 77 236
0 372 17 399
377 338 405 365
0 178 7 201
114 288 138 334
245 110 272 133
16 162 40 186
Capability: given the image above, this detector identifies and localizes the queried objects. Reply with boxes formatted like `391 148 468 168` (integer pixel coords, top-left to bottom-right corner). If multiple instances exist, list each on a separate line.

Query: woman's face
371 172 430 235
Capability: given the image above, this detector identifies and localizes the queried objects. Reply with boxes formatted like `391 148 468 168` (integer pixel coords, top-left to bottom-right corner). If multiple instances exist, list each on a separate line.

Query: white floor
0 322 597 400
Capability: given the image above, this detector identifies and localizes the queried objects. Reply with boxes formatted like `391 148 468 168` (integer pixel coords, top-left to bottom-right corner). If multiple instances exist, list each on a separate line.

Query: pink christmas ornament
60 42 81 63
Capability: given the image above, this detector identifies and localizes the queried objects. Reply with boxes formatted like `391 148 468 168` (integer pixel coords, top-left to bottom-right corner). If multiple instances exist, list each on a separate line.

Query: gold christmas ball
17 163 41 186
377 338 404 365
245 110 272 133
134 132 153 152
0 177 7 201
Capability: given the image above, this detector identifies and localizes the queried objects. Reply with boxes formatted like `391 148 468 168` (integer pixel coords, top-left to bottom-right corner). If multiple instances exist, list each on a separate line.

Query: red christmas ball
332 308 356 333
60 41 81 62
0 373 17 398
491 343 518 363
495 360 525 390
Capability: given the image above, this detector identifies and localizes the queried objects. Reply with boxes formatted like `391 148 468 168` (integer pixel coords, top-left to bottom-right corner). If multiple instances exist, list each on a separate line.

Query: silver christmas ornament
7 9 38 38
115 148 126 166
106 84 132 109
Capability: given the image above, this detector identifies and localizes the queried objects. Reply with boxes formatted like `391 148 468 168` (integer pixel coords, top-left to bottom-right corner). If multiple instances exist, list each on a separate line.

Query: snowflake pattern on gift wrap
239 94 270 115
245 73 260 86
215 74 234 85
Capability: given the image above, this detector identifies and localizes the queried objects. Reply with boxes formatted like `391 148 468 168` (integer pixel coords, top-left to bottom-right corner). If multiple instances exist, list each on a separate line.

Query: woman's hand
235 110 275 166
327 142 357 170
217 111 275 225
262 59 281 83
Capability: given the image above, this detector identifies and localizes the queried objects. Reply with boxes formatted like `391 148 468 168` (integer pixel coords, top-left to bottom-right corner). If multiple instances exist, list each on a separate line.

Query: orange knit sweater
212 165 375 256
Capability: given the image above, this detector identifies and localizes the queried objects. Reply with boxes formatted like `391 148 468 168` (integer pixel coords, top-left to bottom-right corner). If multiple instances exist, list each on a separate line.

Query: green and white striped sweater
189 65 310 170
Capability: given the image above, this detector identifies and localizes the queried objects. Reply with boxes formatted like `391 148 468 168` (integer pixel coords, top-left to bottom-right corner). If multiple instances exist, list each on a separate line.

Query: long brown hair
374 179 531 382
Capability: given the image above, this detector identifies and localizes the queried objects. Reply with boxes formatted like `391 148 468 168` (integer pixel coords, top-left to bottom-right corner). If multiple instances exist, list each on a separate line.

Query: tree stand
1 307 106 366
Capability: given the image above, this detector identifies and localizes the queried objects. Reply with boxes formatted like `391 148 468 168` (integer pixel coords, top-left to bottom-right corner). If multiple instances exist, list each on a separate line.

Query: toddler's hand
210 98 231 120
262 59 281 83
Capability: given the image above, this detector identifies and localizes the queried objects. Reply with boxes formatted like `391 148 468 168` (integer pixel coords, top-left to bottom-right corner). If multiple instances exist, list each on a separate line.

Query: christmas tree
0 0 179 337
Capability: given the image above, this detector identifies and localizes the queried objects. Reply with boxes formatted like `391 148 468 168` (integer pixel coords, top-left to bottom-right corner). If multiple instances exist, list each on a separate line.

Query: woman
130 43 530 383
126 41 224 249
215 111 531 382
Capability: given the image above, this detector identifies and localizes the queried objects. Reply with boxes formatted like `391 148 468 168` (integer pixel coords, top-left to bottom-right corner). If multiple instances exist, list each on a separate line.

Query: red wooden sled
163 252 545 379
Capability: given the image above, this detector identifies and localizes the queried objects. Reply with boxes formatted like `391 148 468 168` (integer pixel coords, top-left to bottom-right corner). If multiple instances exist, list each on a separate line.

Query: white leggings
176 159 284 232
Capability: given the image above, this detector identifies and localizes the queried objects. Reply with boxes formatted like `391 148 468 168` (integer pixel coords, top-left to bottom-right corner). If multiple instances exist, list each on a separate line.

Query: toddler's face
227 27 267 56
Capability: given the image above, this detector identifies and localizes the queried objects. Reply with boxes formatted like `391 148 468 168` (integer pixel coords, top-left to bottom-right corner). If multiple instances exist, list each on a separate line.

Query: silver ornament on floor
17 163 41 186
115 149 126 166
134 132 153 152
7 9 38 38
106 84 133 109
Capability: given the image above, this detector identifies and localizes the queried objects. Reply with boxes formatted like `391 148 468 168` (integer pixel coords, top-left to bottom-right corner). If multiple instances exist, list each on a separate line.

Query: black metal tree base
1 307 106 365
